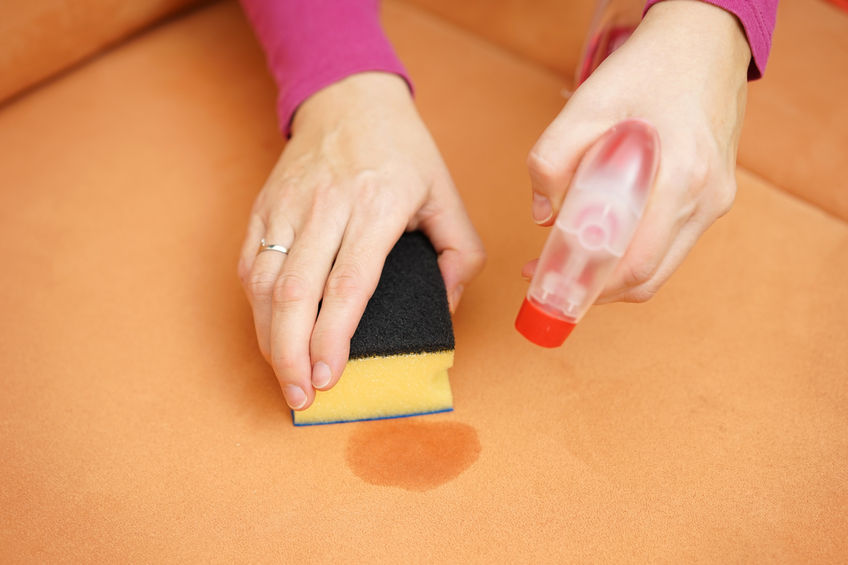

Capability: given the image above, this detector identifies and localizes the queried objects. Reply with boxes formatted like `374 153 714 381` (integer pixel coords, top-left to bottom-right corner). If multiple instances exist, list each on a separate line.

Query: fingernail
449 284 464 313
311 361 332 389
283 385 307 410
532 192 553 224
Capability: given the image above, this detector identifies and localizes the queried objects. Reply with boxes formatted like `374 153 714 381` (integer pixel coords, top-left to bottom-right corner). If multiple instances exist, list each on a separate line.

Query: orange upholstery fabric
741 0 848 220
0 1 846 561
398 0 595 76
0 0 202 104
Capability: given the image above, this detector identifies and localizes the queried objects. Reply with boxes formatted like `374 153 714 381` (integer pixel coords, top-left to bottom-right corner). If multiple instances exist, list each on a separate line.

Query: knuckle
270 218 298 244
713 178 737 217
325 263 368 302
308 187 350 230
661 145 707 198
309 326 347 356
621 258 658 289
313 179 337 201
527 150 558 186
686 161 711 198
468 245 488 274
675 139 714 197
273 272 313 307
247 269 277 298
306 193 331 221
354 176 403 219
308 326 332 348
354 172 381 198
270 350 300 379
625 283 659 304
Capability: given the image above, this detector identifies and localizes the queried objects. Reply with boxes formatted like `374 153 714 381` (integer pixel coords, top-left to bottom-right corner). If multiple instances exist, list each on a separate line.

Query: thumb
527 108 613 226
417 181 486 313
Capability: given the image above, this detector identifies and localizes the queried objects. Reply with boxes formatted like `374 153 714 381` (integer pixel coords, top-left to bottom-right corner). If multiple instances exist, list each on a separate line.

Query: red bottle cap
515 298 576 348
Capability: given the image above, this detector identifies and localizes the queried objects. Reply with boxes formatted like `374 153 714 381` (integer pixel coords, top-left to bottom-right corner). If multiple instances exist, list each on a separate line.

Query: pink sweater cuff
240 0 412 136
644 0 778 80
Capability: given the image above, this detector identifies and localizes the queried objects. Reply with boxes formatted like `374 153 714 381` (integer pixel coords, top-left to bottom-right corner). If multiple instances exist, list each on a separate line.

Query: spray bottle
515 119 660 347
576 0 643 86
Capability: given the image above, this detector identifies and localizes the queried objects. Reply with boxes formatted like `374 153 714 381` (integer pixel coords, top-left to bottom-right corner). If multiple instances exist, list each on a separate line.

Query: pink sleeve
239 0 412 136
644 0 779 80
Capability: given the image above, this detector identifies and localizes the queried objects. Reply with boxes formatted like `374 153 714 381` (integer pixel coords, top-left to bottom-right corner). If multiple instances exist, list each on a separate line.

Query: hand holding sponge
293 232 456 426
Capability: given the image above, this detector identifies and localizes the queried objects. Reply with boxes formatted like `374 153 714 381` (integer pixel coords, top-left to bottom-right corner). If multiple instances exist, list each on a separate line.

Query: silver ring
258 238 289 255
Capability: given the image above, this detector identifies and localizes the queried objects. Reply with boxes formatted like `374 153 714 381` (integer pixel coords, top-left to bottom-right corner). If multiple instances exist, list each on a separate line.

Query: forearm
239 0 412 136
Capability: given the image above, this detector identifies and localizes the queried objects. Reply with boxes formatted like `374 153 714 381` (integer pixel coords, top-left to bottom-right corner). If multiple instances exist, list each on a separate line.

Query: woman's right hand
522 0 749 304
237 72 485 411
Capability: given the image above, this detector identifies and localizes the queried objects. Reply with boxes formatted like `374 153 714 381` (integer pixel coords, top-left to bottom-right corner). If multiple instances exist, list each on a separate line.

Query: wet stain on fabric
346 419 481 491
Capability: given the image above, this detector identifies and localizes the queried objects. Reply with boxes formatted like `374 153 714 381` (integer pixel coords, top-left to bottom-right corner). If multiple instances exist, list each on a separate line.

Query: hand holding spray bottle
515 119 660 347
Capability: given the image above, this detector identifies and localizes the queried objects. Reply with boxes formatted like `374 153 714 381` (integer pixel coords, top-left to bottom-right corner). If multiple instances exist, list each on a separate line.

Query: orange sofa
1 1 846 561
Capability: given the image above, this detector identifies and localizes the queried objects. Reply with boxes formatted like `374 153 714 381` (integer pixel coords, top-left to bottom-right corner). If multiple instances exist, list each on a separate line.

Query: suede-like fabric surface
741 0 848 220
0 0 202 104
398 0 596 77
0 1 846 562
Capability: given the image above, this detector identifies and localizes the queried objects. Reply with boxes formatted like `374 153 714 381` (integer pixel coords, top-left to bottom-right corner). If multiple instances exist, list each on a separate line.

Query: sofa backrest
401 0 848 221
0 0 202 104
398 0 595 77
2 0 845 221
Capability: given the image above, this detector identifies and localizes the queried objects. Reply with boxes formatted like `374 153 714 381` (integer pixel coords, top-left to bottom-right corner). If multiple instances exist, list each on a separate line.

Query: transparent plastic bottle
515 119 660 347
575 0 643 86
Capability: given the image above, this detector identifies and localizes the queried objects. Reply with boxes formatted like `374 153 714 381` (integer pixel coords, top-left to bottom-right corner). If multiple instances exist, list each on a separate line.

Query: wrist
291 72 415 136
639 0 751 82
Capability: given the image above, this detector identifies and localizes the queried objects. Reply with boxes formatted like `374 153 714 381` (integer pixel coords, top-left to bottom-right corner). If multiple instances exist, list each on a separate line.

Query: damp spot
345 419 481 491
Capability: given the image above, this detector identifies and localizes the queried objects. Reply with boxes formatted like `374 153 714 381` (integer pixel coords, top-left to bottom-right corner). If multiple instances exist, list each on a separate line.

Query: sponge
293 232 455 426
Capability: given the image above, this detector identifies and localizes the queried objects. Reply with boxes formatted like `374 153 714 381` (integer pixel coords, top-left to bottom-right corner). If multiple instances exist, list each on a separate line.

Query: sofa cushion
0 1 845 561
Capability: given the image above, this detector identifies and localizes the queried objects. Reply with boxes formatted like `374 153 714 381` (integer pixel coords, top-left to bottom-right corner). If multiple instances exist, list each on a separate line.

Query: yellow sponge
292 232 456 426
293 351 454 425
